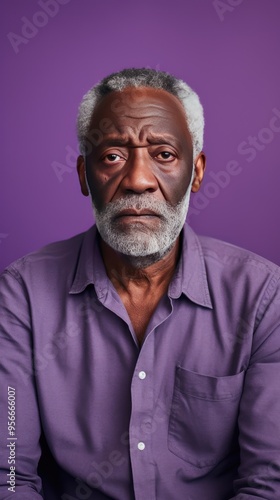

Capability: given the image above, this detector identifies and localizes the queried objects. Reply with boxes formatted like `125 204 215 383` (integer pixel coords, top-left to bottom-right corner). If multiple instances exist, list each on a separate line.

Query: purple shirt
1 224 280 499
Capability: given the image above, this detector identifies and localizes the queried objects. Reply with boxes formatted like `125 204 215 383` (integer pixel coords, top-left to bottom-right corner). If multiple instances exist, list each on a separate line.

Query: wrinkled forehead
89 87 191 140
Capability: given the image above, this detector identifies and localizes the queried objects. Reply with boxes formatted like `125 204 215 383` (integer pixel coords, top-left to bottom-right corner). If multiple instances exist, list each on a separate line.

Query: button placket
129 334 156 499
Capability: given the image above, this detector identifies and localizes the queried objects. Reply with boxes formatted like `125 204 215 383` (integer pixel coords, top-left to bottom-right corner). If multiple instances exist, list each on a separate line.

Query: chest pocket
168 366 245 468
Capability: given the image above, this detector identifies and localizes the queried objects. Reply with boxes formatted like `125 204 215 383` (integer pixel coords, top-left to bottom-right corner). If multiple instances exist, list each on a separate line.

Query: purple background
1 0 280 272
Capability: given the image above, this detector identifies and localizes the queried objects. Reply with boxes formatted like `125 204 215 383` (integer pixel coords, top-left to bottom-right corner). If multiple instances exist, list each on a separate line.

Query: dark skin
77 87 206 344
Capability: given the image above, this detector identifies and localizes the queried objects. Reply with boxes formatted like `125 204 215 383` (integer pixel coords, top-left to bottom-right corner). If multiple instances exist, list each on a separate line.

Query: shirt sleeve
230 276 280 499
0 269 43 499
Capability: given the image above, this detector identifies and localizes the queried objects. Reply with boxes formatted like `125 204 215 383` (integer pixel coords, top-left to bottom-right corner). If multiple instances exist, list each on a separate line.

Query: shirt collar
69 225 106 295
168 224 213 309
69 224 213 309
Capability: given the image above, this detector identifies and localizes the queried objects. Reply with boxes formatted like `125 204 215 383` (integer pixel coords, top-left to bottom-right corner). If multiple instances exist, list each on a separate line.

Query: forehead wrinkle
121 98 177 111
121 110 174 119
100 122 181 146
137 124 181 145
103 123 156 143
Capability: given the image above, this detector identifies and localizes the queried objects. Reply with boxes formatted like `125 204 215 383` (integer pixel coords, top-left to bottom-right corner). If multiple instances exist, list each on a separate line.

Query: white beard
89 172 193 266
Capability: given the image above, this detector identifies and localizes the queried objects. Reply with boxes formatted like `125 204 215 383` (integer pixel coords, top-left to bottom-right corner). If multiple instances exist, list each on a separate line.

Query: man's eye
104 154 122 162
156 151 175 160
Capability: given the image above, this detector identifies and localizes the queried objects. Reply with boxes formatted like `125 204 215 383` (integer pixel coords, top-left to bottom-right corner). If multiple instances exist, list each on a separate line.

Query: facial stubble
89 175 193 268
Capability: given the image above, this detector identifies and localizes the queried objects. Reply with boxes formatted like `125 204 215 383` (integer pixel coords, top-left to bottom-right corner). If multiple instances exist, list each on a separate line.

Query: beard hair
90 175 193 268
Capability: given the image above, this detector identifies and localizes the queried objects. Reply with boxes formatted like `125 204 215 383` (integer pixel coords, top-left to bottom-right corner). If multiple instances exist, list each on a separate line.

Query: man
0 68 280 499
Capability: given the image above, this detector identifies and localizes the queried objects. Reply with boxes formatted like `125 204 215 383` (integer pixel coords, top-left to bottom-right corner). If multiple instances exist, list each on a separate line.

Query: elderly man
0 68 280 500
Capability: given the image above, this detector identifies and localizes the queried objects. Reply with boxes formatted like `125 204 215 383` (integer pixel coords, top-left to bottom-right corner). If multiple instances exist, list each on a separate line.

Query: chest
120 293 162 345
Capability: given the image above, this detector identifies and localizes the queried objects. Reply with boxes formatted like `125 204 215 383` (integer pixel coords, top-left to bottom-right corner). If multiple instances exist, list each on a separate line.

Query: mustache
95 195 176 218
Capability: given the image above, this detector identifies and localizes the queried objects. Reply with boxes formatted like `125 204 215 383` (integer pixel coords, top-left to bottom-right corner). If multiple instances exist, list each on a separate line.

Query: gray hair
77 68 204 158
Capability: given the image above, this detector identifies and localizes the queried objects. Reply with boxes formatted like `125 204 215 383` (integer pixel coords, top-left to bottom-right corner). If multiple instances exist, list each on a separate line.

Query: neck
99 235 181 290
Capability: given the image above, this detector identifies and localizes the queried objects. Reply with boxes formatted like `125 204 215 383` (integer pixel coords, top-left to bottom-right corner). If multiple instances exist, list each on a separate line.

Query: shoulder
196 233 280 312
0 227 94 288
198 234 280 277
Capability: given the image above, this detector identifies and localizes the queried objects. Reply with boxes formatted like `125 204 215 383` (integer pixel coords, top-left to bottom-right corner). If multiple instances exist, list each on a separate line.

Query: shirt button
138 371 147 380
137 442 145 451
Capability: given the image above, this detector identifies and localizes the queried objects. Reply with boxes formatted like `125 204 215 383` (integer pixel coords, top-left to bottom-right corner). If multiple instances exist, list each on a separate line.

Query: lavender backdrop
1 0 280 272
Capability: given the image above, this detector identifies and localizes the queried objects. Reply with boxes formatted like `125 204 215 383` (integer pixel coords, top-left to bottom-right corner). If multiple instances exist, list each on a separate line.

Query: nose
120 148 158 195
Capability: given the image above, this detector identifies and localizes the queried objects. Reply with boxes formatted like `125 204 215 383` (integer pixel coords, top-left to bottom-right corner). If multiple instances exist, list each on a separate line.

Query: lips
115 209 160 218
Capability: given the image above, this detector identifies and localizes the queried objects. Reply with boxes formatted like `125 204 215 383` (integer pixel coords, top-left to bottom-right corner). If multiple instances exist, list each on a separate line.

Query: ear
77 155 89 197
191 152 206 193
